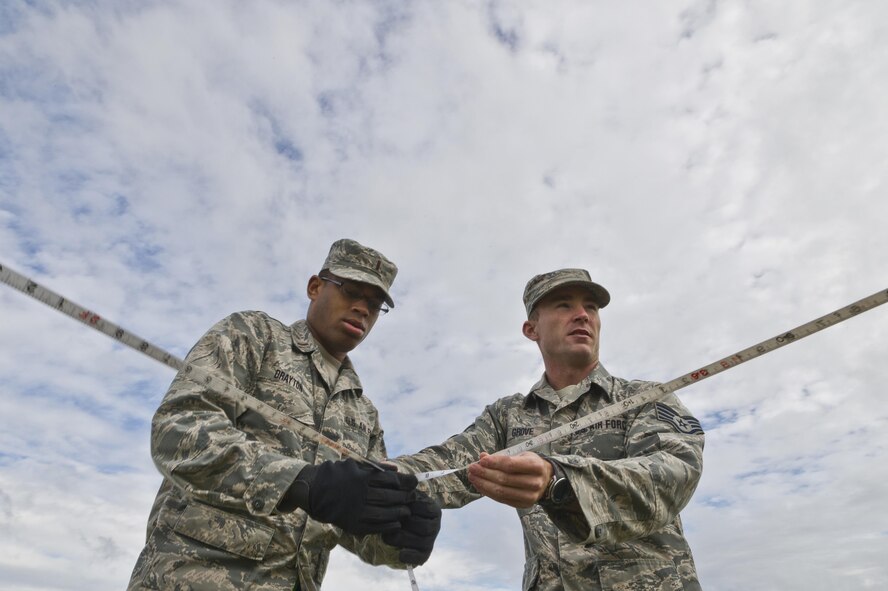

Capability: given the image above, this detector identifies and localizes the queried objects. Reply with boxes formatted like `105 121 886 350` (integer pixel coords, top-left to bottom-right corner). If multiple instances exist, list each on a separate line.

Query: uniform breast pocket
569 417 629 460
334 411 373 456
254 370 315 420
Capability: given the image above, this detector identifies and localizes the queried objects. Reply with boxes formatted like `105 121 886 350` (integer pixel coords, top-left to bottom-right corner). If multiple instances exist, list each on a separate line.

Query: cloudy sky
2 1 887 589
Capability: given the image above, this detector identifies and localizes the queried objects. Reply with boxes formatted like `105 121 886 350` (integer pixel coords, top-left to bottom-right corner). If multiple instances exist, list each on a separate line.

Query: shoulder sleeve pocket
173 501 275 561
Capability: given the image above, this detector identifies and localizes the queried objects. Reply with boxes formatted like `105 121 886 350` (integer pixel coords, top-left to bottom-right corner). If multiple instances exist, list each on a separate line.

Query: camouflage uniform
128 312 406 591
394 363 704 590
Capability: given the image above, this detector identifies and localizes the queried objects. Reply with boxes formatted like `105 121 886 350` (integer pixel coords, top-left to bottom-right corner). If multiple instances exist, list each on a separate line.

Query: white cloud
2 1 887 589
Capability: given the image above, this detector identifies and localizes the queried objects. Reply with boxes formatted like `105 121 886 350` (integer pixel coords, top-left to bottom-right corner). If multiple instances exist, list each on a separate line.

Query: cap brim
326 265 395 308
529 279 610 314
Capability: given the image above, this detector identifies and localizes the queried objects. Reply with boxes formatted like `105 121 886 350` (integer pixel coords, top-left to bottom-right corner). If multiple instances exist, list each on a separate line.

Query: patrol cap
523 268 610 317
322 238 398 308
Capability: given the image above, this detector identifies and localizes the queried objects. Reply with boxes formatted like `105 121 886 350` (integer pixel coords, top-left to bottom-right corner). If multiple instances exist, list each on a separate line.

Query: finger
399 548 432 566
383 530 436 566
468 463 546 490
468 473 539 508
364 504 410 522
408 499 442 519
365 487 414 506
477 452 545 475
401 516 441 537
400 501 442 534
350 517 403 536
369 470 418 491
384 527 436 547
394 472 419 490
361 505 411 525
468 472 525 498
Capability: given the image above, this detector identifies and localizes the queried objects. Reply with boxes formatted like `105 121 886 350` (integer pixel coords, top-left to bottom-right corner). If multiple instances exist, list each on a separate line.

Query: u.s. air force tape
413 286 888 482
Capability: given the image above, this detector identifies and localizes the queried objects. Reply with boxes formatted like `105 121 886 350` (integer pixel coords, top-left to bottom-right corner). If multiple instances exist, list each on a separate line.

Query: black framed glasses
320 276 390 314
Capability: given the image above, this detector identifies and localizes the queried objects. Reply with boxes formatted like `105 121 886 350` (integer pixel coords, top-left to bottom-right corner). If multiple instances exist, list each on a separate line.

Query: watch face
551 478 571 504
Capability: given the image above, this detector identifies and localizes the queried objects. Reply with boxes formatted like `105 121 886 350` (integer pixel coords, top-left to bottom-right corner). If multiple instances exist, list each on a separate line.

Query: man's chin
562 347 598 366
336 330 365 349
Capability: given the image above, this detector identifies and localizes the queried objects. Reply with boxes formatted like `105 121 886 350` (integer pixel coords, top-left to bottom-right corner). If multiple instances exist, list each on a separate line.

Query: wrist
278 464 315 512
539 458 573 506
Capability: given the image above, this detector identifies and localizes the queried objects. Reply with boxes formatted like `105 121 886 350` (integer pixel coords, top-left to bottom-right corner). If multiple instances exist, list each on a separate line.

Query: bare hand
466 452 553 509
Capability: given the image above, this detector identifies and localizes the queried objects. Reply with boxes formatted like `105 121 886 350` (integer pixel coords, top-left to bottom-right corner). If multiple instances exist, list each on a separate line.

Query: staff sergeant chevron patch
655 402 704 435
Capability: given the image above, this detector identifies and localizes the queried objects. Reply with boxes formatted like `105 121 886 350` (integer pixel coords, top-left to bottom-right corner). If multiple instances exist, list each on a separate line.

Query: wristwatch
542 459 573 505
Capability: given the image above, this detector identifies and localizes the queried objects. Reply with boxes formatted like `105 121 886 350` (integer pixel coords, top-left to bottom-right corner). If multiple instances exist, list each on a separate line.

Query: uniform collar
526 363 614 409
290 319 363 395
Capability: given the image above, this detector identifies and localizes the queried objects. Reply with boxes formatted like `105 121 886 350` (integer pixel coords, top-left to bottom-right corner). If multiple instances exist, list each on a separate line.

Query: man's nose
351 298 370 316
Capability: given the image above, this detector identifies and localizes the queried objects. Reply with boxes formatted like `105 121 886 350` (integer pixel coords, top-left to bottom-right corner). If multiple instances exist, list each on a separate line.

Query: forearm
549 444 702 545
391 444 480 509
392 419 502 508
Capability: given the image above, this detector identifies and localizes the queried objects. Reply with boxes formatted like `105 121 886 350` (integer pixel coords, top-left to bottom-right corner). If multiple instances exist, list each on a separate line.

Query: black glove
281 459 417 536
382 491 442 565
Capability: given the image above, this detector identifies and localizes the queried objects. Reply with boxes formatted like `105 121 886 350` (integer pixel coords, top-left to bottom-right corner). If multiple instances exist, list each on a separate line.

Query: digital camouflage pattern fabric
394 364 704 591
128 312 406 591
523 268 611 316
322 238 398 307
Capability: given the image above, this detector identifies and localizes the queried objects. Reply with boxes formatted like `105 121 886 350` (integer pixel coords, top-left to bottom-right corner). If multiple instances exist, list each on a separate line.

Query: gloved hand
382 491 442 565
282 459 417 536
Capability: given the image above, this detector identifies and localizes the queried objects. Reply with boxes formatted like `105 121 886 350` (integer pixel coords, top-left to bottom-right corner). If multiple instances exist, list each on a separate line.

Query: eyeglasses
320 276 390 314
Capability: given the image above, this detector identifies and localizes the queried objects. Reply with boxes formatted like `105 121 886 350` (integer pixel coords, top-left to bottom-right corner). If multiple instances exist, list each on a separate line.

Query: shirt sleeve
391 398 517 509
335 411 412 568
543 389 704 545
150 311 307 517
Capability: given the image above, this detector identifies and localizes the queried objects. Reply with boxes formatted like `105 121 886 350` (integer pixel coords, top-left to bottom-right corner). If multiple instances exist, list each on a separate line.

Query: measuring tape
414 286 888 481
3 261 887 585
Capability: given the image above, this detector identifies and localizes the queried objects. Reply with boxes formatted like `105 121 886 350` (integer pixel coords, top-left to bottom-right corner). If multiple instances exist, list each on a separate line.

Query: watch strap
540 456 570 504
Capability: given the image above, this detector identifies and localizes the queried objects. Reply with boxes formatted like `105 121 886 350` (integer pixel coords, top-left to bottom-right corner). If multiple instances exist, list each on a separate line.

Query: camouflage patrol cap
322 239 398 307
523 268 610 316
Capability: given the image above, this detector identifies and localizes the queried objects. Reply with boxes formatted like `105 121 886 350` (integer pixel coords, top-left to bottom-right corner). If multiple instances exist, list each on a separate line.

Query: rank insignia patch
655 402 704 435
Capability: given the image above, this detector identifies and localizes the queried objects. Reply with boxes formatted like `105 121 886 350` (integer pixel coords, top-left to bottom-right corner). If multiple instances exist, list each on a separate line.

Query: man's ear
522 319 538 342
306 275 321 302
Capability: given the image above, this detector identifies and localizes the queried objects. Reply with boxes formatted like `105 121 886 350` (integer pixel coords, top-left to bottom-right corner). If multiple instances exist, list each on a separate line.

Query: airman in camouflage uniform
128 239 441 591
395 269 704 590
